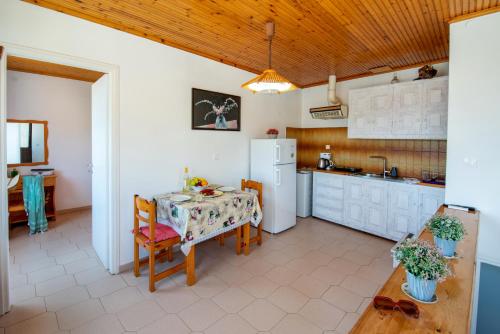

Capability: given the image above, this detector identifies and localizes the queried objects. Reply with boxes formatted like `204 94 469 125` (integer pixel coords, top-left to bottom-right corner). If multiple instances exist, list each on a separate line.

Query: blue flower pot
406 271 437 302
434 236 458 257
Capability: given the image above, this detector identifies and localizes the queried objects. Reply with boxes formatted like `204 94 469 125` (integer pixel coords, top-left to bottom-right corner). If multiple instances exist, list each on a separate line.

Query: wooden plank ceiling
8 56 104 82
24 0 500 87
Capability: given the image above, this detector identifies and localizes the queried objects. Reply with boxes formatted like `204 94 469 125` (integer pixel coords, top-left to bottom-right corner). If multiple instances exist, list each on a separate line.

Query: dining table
154 187 263 285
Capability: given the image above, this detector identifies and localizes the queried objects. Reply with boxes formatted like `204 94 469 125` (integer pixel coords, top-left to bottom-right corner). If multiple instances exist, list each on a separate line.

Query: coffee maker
317 152 334 170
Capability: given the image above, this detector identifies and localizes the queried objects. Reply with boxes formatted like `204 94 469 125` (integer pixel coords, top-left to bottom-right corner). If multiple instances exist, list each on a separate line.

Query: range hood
309 75 348 120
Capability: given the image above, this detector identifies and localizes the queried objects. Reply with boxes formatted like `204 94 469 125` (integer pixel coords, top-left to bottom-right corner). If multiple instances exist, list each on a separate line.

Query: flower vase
406 271 437 302
434 236 458 257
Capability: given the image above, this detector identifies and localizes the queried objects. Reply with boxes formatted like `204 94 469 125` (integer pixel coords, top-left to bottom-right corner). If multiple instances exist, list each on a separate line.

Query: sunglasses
373 296 420 319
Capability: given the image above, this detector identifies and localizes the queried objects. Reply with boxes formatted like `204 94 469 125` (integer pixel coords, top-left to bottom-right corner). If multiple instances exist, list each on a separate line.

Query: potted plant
266 128 279 139
426 214 465 257
394 238 450 302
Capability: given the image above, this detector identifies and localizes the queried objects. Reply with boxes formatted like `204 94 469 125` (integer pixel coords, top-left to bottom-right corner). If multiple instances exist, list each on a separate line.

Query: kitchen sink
351 172 407 183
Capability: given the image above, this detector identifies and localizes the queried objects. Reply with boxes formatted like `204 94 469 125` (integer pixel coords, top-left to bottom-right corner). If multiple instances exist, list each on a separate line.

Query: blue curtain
23 175 48 235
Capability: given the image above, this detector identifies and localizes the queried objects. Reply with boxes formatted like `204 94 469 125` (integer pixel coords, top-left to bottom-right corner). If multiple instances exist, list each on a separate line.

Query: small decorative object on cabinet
393 238 450 302
416 64 437 80
192 88 241 131
266 128 279 139
426 214 465 257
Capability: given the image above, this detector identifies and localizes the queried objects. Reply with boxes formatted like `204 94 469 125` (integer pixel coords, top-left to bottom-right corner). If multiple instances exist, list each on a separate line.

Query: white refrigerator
250 139 297 234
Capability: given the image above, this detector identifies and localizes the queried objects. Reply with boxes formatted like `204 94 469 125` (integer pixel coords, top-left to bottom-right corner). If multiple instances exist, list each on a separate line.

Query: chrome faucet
369 156 390 178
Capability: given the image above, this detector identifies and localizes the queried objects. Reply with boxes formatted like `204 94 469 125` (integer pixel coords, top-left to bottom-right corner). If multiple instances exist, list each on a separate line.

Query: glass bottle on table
182 167 190 193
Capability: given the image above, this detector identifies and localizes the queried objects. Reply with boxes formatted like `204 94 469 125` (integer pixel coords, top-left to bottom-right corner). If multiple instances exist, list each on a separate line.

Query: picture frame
191 88 241 131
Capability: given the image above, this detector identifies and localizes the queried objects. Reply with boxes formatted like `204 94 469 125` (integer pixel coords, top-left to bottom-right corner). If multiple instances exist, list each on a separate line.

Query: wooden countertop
351 206 480 334
313 169 445 188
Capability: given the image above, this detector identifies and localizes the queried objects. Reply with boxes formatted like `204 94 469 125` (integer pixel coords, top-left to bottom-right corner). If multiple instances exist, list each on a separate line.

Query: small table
154 190 262 285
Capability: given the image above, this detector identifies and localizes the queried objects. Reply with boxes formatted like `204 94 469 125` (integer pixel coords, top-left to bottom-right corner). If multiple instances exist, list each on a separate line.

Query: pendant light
241 21 297 94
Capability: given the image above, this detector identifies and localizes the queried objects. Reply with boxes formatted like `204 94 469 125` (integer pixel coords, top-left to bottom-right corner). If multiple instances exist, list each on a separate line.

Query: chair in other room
217 179 263 253
133 195 184 292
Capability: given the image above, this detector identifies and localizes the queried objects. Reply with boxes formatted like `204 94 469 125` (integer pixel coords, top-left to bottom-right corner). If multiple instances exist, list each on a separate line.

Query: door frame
0 42 120 313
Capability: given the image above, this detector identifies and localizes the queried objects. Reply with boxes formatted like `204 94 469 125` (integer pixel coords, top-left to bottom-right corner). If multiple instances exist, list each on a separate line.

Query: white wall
0 0 301 265
300 63 449 128
446 12 500 266
7 71 92 211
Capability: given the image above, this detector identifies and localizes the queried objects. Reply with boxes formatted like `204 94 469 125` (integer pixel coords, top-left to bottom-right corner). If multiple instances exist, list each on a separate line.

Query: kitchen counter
351 206 480 334
314 169 445 188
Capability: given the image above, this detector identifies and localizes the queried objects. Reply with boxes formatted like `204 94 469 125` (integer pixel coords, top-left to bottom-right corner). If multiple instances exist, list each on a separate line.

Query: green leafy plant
426 214 465 241
394 238 450 281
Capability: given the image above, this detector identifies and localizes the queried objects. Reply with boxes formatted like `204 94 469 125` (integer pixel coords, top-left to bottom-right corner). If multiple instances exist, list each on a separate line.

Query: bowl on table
191 186 207 192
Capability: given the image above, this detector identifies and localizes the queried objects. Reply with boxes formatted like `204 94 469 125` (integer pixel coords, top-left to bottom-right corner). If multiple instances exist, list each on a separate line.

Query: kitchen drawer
314 172 344 189
315 196 343 211
313 205 343 223
314 185 343 200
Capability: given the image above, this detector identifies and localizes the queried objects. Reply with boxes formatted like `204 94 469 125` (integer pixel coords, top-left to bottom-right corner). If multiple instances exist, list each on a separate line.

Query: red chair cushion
139 223 179 242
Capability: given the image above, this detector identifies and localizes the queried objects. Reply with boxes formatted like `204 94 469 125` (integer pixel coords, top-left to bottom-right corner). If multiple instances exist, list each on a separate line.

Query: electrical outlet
325 144 331 150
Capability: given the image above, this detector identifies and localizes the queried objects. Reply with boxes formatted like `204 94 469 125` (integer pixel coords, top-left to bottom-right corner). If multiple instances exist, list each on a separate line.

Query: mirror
7 119 49 167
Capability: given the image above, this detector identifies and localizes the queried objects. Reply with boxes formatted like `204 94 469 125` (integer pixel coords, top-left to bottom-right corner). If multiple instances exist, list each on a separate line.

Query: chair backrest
134 194 157 242
241 179 263 208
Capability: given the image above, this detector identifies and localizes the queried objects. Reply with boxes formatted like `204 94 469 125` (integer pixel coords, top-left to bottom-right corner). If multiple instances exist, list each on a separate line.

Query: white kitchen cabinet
348 76 448 139
364 180 388 235
421 77 448 138
312 172 445 241
312 172 345 224
388 183 419 239
418 186 445 230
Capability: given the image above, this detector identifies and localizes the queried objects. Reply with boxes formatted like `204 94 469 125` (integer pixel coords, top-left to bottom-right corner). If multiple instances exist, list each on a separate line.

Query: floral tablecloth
154 190 262 255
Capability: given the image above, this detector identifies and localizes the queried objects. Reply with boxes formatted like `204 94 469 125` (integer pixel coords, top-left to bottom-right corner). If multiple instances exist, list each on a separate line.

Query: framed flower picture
191 88 241 131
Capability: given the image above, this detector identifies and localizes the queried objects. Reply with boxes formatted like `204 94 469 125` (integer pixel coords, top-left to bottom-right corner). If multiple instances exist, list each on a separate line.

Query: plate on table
201 190 223 198
218 186 236 192
170 194 191 202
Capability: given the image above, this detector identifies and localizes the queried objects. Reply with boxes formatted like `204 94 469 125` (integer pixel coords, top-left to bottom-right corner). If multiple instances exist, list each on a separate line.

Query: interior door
91 74 109 269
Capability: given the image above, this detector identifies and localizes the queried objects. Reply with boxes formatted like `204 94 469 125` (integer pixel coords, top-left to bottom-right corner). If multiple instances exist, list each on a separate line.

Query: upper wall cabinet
348 76 448 139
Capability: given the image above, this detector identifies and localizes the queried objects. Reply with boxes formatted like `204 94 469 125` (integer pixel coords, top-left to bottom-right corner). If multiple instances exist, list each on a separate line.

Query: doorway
0 43 120 315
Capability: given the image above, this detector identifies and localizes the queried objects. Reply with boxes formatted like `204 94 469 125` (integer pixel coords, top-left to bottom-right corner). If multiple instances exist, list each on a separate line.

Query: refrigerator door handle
275 168 281 186
275 145 281 163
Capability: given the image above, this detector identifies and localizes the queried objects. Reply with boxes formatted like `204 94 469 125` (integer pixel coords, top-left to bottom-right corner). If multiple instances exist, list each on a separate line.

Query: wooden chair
133 195 185 292
218 179 263 253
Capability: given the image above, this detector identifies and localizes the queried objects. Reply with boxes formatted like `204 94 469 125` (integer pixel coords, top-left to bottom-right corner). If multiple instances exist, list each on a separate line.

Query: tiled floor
2 209 395 334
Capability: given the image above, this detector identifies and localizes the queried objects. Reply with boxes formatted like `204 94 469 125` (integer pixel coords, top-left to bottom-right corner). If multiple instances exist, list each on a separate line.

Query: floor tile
55 250 88 265
310 266 347 285
328 258 361 275
212 287 254 313
322 286 363 312
5 312 58 334
215 265 254 286
290 274 329 298
154 286 200 313
342 250 374 266
299 299 345 330
261 251 294 266
205 314 257 334
20 256 54 274
0 297 46 328
137 314 190 334
191 275 228 298
240 276 279 298
243 258 274 275
265 266 301 286
71 314 123 334
272 314 323 334
56 299 104 330
74 266 111 285
35 275 76 297
300 250 333 265
116 300 165 331
357 297 372 314
45 286 90 311
284 258 319 275
87 275 127 297
336 313 360 334
340 275 379 297
239 299 285 332
100 286 145 313
28 265 65 284
10 284 35 303
178 299 226 331
268 286 308 313
64 258 99 274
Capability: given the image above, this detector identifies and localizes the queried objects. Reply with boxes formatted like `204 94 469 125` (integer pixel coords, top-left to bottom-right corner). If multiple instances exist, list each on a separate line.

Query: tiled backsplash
287 127 446 179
